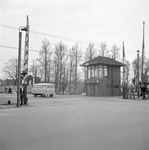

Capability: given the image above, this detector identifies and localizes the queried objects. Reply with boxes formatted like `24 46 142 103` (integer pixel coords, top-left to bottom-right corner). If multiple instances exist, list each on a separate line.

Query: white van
31 83 55 97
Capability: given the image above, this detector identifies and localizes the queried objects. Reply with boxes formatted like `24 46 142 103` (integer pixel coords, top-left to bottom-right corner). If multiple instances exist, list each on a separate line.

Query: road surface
0 94 149 150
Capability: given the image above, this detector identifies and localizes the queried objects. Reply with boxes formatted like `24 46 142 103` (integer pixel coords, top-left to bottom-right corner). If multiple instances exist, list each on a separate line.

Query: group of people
128 82 149 100
5 87 12 94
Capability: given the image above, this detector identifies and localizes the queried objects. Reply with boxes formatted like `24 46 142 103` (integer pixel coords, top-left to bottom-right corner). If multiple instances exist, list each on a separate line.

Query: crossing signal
21 71 27 78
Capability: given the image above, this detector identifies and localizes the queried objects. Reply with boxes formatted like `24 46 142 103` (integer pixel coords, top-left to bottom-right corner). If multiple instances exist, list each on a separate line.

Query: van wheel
50 95 53 97
34 94 37 97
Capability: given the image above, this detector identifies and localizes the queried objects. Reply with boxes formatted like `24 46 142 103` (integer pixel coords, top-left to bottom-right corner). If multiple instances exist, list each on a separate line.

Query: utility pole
17 30 22 107
122 41 126 99
141 22 145 83
137 50 140 98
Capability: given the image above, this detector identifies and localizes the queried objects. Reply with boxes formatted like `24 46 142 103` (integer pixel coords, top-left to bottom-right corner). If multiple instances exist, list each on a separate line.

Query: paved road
0 94 149 150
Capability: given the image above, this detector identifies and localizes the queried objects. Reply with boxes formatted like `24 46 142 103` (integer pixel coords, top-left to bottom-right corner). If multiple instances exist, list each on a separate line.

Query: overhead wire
0 24 99 46
0 24 149 63
1 24 147 53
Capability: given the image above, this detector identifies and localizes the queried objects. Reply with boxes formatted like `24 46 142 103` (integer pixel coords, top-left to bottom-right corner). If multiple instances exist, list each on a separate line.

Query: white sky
0 0 149 79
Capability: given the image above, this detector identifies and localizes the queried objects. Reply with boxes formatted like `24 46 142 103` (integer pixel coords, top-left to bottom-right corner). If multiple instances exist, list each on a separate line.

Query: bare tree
29 59 40 83
38 38 52 82
111 44 120 60
2 57 18 85
126 60 130 85
132 57 149 84
68 48 76 91
132 57 142 79
71 43 82 92
98 42 109 57
132 58 137 78
84 42 97 61
144 58 149 82
53 41 68 92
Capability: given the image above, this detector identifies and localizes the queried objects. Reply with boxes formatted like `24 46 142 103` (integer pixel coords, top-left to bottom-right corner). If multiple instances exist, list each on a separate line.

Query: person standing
20 87 23 105
140 82 147 99
129 84 135 100
146 84 149 99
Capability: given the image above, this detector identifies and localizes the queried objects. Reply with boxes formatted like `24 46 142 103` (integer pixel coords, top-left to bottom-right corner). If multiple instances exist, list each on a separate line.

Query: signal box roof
81 56 123 67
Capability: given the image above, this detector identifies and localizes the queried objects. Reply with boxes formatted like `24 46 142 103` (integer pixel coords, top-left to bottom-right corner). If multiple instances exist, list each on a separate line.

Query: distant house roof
81 56 123 67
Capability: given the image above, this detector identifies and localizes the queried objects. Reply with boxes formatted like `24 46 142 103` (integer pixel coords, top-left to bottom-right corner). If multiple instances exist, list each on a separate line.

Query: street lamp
17 26 27 107
137 50 140 98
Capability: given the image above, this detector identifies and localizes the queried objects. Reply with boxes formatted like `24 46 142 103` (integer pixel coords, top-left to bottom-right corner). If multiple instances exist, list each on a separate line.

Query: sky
0 0 149 79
